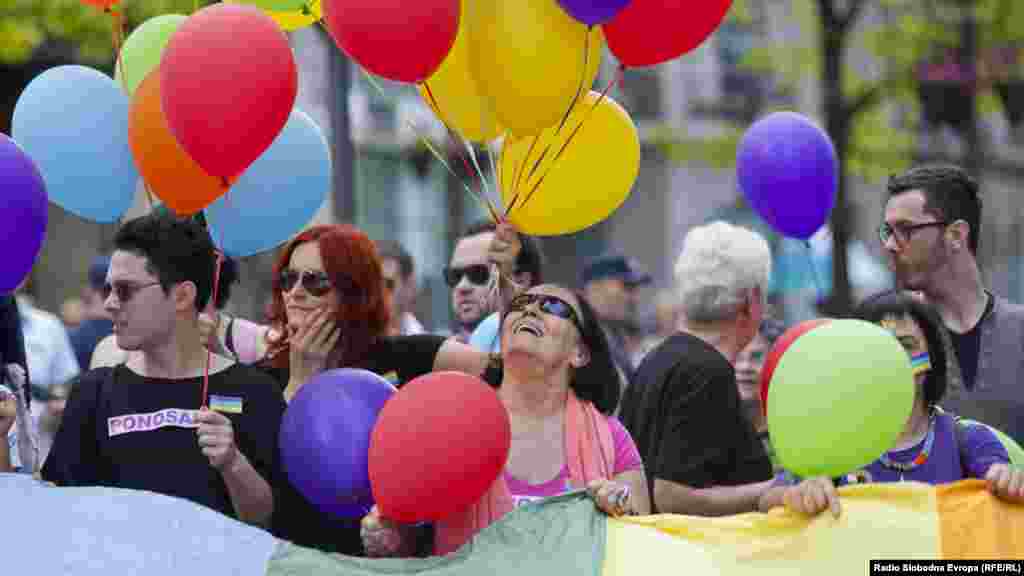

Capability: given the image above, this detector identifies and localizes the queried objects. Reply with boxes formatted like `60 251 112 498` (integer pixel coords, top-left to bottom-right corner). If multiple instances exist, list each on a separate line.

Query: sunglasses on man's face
102 281 161 303
507 293 584 334
279 269 334 297
443 264 491 288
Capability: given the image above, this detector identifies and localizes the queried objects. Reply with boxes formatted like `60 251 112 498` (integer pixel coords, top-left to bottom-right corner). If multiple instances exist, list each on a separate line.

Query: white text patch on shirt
108 409 199 437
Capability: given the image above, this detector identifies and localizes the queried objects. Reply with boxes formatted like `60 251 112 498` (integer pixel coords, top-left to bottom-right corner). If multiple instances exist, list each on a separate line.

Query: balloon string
803 240 825 302
357 69 495 221
504 26 593 217
201 251 224 409
421 81 500 223
504 135 540 216
511 72 618 218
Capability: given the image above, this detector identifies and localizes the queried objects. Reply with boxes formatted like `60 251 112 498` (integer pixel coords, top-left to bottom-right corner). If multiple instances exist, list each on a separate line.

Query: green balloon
116 15 188 96
961 420 1024 468
767 319 915 478
236 0 308 12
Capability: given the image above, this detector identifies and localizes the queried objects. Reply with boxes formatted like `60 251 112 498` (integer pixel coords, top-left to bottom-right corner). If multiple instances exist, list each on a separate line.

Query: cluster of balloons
316 0 733 235
10 3 331 259
280 370 510 522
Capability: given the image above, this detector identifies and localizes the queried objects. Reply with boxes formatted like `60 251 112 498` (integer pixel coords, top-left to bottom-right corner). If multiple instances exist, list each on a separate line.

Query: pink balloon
160 4 297 178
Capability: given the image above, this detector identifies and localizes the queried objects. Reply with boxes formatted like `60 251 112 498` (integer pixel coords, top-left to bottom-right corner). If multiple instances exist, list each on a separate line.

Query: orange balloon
129 72 231 215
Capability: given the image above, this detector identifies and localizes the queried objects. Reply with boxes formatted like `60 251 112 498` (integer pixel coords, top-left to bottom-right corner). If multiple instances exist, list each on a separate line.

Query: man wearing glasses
446 220 543 344
880 164 1024 444
41 212 285 528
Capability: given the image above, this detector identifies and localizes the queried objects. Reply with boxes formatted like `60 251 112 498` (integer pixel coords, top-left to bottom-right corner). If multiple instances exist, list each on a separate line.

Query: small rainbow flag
209 395 243 414
911 352 932 376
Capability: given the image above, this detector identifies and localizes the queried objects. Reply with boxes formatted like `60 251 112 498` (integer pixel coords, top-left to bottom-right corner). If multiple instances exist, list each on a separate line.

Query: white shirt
400 313 426 336
16 297 80 393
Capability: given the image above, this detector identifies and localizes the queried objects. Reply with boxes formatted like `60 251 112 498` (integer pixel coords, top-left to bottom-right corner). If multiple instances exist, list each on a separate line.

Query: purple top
505 417 643 507
777 412 1009 486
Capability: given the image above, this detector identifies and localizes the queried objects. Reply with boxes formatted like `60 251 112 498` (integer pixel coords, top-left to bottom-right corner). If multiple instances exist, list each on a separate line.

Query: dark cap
580 253 652 287
88 256 111 290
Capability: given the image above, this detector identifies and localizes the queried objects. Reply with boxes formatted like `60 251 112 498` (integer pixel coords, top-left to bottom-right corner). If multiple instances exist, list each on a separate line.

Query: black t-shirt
41 364 286 520
266 334 447 554
619 332 772 511
949 293 994 391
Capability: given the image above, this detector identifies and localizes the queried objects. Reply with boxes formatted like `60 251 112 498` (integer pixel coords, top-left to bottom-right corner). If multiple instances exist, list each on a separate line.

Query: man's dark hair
113 212 216 312
460 219 545 285
886 164 982 254
376 240 414 280
214 256 239 310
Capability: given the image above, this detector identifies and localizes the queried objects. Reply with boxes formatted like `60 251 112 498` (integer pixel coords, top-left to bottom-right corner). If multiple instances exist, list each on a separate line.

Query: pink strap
231 317 266 365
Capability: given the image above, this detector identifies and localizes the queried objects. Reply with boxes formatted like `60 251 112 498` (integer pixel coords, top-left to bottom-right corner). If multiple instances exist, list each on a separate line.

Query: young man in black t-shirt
620 221 774 516
42 213 285 527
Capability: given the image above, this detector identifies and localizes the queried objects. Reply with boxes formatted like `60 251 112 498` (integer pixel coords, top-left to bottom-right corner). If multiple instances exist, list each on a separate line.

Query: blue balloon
279 368 396 518
205 110 329 257
0 135 48 294
12 65 137 223
736 111 838 239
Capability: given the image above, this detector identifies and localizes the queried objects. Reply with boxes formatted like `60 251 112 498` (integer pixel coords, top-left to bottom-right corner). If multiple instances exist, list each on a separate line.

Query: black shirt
619 332 772 512
267 334 447 554
41 364 286 519
949 293 994 391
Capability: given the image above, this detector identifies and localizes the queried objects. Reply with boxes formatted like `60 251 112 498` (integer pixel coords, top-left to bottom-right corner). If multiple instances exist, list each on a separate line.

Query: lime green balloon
234 0 308 12
116 15 188 95
767 319 915 478
961 420 1024 468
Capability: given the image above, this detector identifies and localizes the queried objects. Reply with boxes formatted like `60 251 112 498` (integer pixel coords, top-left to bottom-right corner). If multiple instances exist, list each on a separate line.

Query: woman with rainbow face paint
759 290 1024 517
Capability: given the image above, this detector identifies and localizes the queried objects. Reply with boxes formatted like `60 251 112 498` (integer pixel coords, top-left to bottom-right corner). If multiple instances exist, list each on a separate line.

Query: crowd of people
2 162 1024 558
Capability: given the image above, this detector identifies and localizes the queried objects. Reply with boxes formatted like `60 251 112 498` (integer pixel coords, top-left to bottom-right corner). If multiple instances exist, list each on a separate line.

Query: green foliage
662 0 1024 183
0 0 213 65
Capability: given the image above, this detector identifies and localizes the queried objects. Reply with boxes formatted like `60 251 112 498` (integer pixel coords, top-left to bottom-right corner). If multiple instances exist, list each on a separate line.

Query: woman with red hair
211 224 501 554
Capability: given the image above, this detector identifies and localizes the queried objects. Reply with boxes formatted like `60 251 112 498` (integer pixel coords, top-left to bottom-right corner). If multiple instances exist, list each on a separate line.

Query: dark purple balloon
0 135 48 294
280 368 397 518
557 0 632 26
737 112 838 239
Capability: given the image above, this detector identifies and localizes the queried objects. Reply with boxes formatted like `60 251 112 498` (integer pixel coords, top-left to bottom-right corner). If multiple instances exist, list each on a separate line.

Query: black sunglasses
443 264 491 288
508 293 585 334
878 220 948 245
102 281 161 303
280 269 334 297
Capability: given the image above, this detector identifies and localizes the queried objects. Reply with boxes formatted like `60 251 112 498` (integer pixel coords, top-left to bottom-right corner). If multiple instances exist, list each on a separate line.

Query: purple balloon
280 368 396 518
737 112 838 239
0 135 48 294
558 0 632 26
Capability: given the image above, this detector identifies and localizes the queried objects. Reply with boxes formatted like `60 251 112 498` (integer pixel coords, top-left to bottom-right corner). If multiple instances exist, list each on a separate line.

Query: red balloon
603 0 733 68
759 318 831 417
323 0 459 83
369 372 510 523
160 4 297 178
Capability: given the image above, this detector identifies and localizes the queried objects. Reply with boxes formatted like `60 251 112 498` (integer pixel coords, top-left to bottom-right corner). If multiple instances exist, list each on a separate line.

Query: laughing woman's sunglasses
279 269 334 297
508 293 585 334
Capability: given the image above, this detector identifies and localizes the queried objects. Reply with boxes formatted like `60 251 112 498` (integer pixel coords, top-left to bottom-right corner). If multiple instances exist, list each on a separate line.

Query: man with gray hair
619 221 775 516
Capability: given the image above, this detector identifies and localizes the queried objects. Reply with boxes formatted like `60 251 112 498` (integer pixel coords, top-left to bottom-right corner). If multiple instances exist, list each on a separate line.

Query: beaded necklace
877 413 936 480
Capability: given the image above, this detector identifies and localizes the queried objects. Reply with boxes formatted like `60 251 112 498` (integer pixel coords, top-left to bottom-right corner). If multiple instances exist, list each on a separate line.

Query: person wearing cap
68 255 114 371
580 253 652 384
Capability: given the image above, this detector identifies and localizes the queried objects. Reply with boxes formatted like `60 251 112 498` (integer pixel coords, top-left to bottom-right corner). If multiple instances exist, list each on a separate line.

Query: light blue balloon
205 110 329 258
12 65 137 223
468 312 502 354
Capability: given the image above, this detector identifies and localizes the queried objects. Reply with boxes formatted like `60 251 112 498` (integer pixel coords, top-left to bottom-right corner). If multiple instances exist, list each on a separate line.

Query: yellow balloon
269 0 321 31
500 91 639 236
470 0 604 137
226 0 322 31
418 0 501 142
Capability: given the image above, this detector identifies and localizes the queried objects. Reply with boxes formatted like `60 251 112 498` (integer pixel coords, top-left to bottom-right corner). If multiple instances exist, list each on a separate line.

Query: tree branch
817 0 838 29
841 0 871 29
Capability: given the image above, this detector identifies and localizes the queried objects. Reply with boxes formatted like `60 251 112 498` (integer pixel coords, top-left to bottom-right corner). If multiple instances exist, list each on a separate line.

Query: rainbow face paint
910 352 931 376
